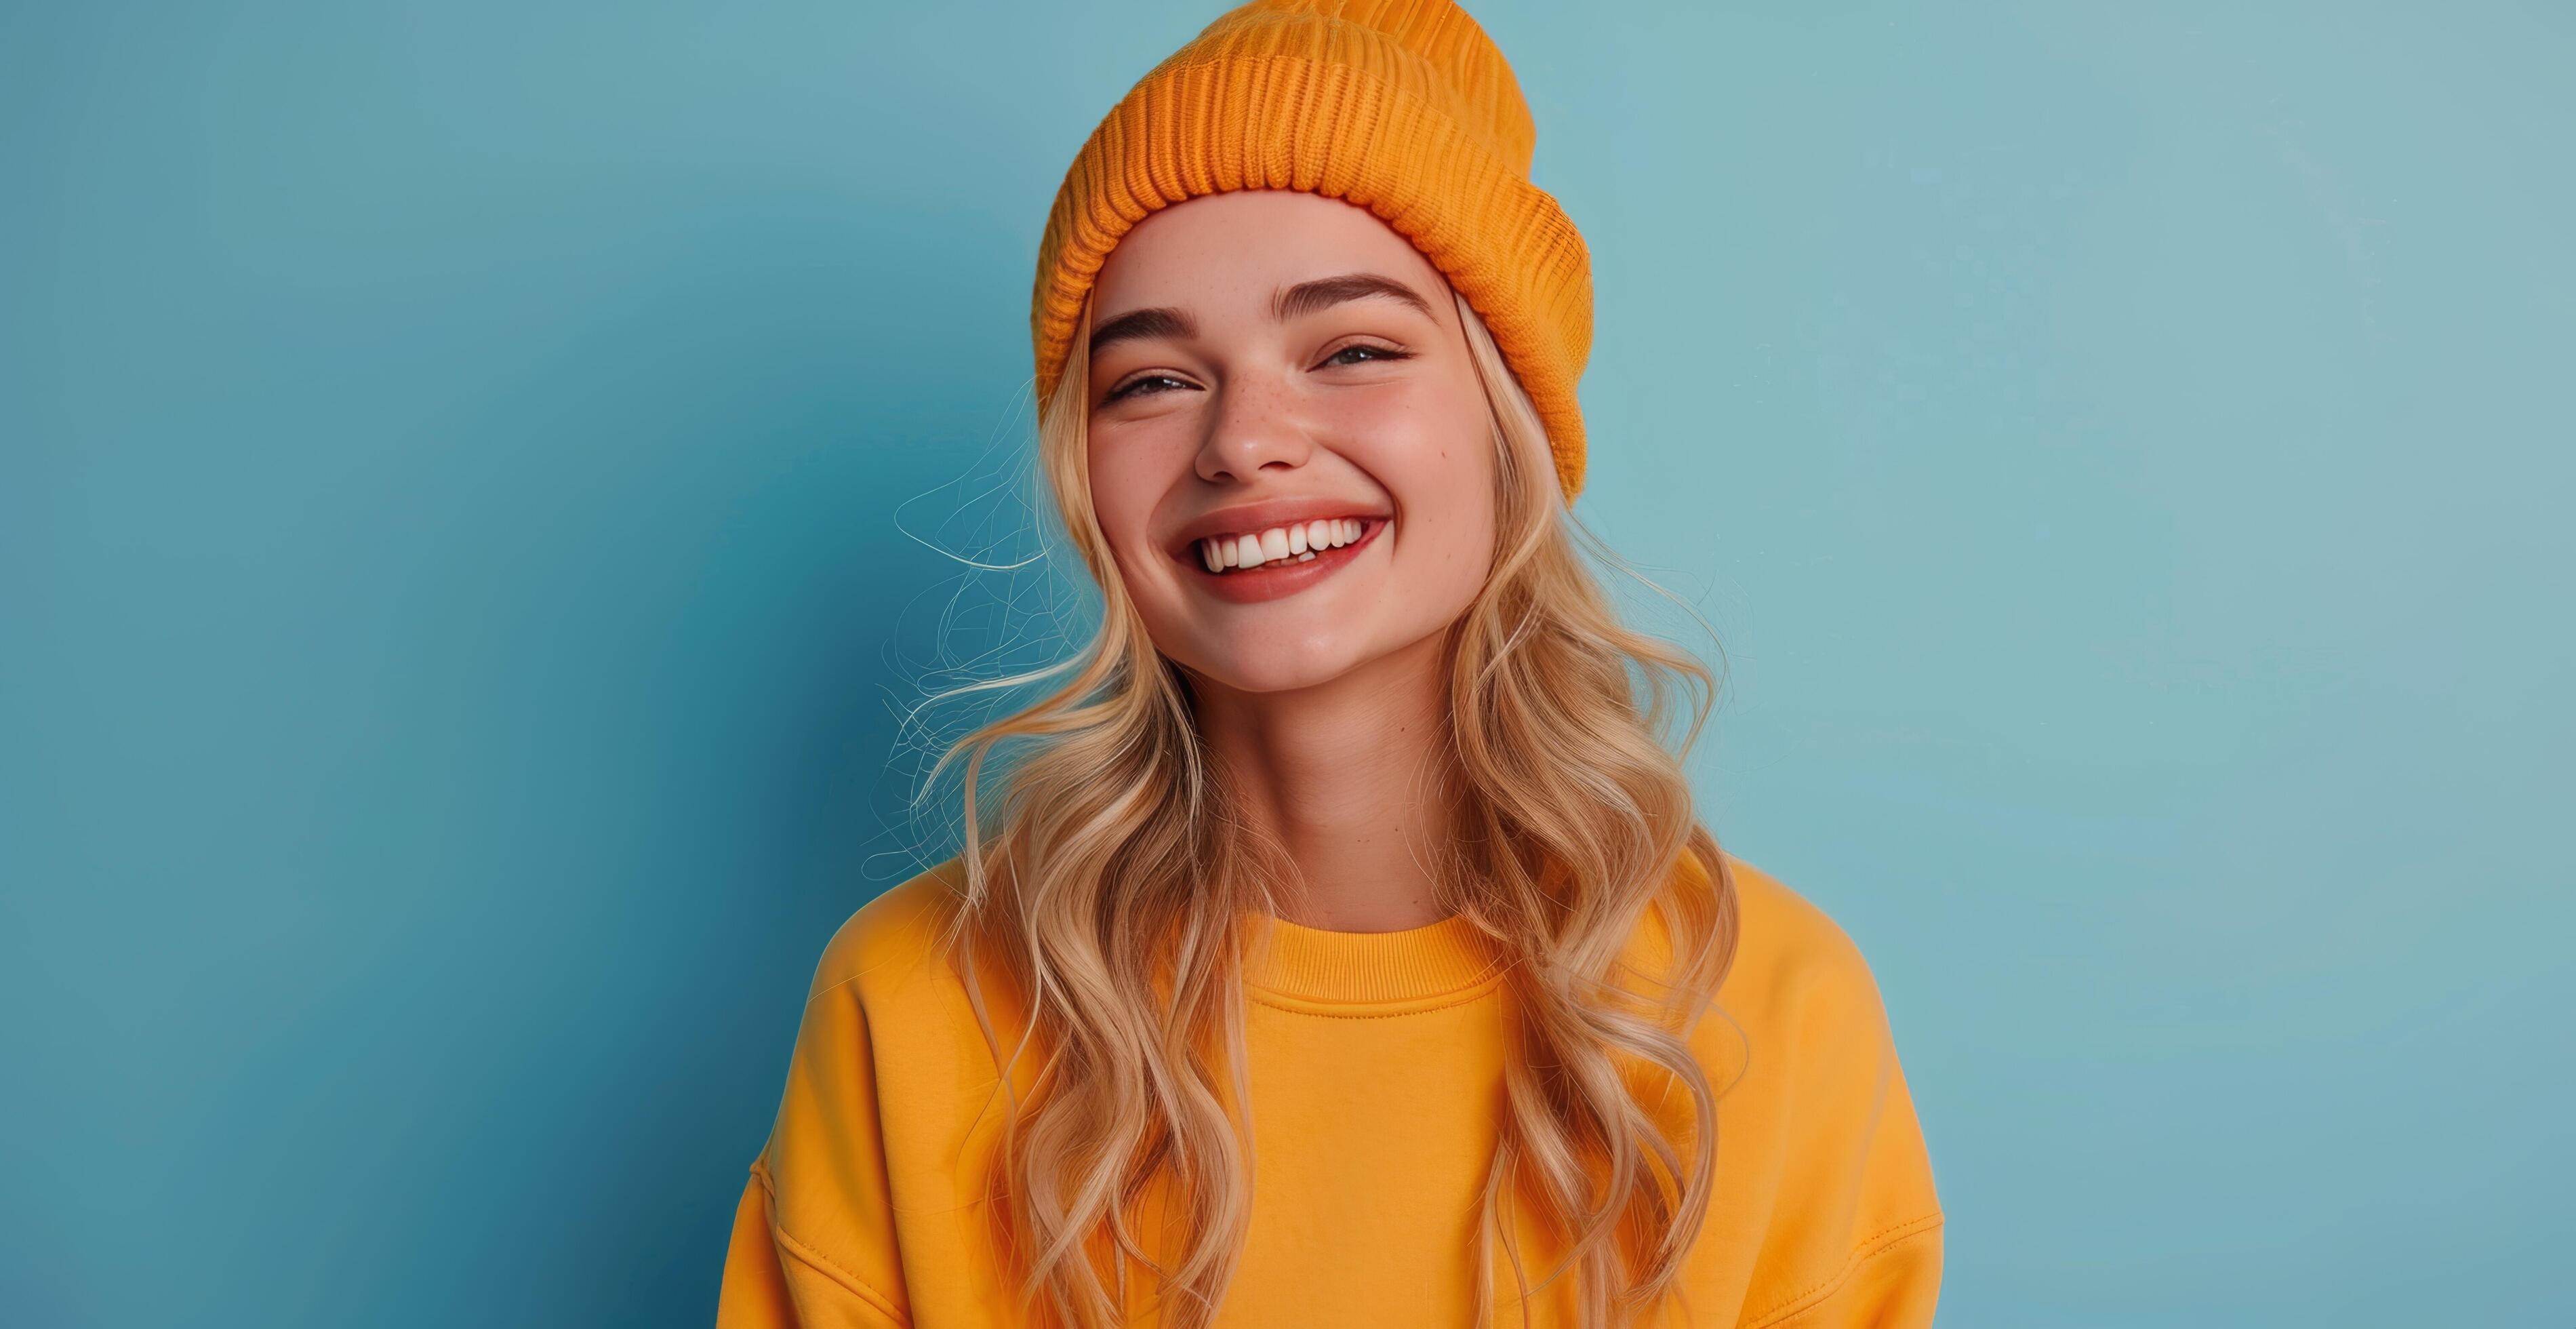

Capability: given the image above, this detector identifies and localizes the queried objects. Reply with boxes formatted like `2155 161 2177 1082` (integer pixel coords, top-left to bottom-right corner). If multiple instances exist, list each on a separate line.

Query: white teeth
1198 519 1375 572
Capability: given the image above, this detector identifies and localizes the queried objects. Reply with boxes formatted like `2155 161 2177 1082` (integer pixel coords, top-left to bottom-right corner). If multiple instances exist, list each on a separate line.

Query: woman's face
1083 189 1497 696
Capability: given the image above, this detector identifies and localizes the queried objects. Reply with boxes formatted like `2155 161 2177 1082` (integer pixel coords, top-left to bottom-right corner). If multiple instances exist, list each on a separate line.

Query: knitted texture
1029 0 1594 502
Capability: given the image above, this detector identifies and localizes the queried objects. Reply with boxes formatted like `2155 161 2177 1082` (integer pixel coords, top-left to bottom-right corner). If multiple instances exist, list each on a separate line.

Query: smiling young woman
715 3 1942 1328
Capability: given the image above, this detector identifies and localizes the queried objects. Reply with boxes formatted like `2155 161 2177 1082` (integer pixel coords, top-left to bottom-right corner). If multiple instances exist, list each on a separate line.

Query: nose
1193 373 1313 485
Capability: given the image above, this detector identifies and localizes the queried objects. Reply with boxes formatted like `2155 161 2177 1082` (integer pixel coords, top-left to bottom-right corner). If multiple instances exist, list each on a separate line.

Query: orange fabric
1029 0 1597 502
715 854 1944 1326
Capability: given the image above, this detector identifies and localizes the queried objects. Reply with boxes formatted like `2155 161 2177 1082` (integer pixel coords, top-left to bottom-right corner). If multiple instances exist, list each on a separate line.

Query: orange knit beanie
1028 0 1594 502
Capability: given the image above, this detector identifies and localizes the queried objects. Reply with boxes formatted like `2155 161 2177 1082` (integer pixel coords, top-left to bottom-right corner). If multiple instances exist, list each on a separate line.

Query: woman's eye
1324 344 1411 368
1108 374 1192 402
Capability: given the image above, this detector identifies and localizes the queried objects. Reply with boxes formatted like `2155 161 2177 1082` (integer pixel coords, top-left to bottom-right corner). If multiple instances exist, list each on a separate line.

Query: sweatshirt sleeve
1725 866 1946 1329
715 1166 800 1325
715 963 913 1328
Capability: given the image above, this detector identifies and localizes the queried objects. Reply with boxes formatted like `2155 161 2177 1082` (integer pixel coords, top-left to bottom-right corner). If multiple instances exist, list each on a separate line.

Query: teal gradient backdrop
4 2 2568 1324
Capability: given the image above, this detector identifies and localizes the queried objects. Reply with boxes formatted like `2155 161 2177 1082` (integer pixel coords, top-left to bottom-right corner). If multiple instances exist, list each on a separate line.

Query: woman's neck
1192 629 1460 932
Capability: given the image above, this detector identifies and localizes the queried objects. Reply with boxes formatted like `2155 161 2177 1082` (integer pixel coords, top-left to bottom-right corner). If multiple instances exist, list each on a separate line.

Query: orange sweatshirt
715 854 1943 1327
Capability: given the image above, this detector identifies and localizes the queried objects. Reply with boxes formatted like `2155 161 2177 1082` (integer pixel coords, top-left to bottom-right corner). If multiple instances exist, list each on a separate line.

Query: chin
1186 637 1377 695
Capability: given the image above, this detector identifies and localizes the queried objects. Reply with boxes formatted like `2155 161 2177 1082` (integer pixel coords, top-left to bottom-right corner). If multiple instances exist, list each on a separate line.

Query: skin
1084 189 1499 932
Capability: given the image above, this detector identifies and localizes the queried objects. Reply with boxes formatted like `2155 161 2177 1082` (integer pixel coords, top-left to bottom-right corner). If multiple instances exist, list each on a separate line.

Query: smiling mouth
1192 517 1369 573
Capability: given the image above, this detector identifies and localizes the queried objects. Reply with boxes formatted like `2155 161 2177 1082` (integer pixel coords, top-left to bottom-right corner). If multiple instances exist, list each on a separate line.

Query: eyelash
1106 343 1414 401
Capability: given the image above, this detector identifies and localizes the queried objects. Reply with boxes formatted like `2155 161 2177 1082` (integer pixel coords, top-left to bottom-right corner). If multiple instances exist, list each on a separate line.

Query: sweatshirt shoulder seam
1737 1209 1944 1329
750 1162 912 1326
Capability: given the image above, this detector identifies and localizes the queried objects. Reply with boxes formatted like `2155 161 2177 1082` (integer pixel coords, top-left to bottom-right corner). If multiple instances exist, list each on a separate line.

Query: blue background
5 1 2568 1324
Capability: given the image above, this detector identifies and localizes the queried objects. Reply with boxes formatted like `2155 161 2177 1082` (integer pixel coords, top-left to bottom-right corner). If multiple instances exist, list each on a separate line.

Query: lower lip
1180 519 1386 604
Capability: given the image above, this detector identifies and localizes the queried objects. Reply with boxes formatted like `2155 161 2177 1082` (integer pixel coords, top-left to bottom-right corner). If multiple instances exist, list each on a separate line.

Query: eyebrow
1087 272 1436 359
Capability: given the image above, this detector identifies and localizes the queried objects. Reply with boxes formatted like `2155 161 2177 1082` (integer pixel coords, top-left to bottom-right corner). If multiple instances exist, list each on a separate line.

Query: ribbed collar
1239 909 1508 1006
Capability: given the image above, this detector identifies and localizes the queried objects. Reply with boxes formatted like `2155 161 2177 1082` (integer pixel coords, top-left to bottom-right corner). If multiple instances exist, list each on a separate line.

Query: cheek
1085 431 1167 574
1330 384 1498 575
1422 474 1498 597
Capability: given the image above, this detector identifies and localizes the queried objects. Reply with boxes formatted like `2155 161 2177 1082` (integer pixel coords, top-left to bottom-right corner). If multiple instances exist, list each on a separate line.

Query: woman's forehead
1091 191 1452 318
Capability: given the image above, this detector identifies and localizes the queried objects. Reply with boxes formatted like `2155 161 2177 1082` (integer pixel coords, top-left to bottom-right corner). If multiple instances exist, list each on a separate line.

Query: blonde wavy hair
919 285 1741 1329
